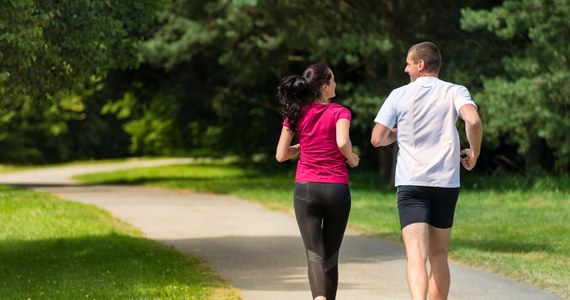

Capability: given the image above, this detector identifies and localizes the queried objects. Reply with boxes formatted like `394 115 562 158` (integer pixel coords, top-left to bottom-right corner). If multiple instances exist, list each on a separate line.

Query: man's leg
428 226 452 300
402 222 429 300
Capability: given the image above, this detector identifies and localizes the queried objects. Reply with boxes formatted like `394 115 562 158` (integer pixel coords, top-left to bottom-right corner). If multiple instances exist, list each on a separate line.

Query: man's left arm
459 104 482 170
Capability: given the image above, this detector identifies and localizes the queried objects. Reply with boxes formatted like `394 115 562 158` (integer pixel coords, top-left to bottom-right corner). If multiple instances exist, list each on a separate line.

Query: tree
108 0 505 177
0 0 167 162
117 0 394 164
461 0 570 174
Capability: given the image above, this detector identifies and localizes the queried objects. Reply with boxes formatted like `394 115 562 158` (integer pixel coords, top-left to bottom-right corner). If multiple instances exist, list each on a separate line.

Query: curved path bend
0 159 561 300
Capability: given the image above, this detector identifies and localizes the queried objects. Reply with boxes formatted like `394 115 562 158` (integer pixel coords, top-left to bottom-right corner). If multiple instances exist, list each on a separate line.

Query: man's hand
460 149 478 171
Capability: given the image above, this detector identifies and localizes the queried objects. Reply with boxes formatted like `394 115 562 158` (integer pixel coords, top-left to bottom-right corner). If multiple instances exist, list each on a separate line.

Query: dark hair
277 63 332 132
409 41 442 74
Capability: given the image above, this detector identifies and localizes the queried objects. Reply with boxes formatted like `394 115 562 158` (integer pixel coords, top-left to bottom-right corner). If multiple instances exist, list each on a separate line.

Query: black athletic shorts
396 185 460 229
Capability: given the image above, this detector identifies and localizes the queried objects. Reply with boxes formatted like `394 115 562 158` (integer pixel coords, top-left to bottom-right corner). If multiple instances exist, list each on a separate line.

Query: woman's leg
294 183 351 300
321 183 351 300
294 183 327 299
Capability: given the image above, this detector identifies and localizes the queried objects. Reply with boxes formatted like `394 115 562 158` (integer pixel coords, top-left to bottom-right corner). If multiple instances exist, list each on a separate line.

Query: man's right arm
371 123 397 148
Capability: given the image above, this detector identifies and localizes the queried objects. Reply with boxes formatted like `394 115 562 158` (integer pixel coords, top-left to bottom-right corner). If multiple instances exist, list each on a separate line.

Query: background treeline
1 0 569 177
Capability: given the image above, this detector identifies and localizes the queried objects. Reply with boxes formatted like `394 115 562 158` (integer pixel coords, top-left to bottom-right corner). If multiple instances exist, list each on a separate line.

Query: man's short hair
409 42 442 74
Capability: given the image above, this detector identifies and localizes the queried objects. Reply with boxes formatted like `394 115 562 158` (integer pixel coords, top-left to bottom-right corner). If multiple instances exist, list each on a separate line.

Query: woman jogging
275 62 359 300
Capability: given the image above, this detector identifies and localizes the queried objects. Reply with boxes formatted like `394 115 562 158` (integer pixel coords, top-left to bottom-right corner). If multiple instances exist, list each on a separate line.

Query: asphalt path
0 159 561 299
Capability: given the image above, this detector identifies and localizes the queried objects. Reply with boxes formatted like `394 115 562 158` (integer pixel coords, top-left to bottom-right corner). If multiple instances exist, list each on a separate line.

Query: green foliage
110 0 503 175
129 0 393 159
0 0 162 101
0 0 168 163
2 0 569 175
461 0 570 173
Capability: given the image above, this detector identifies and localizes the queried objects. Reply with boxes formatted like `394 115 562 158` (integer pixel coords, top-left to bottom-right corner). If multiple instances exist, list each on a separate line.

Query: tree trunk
525 136 544 175
376 144 396 187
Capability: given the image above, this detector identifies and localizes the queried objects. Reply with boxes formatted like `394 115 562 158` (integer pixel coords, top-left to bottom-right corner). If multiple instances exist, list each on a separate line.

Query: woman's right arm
336 119 359 167
275 126 300 162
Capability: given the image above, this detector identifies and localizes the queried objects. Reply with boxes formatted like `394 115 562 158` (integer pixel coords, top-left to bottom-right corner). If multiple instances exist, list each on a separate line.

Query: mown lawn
0 185 241 300
75 161 570 299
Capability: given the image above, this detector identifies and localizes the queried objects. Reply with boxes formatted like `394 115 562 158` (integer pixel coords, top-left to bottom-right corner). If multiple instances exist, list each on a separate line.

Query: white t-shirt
374 76 477 188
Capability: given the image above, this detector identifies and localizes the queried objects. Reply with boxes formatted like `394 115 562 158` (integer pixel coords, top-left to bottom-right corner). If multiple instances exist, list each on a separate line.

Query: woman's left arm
275 126 300 162
337 119 359 167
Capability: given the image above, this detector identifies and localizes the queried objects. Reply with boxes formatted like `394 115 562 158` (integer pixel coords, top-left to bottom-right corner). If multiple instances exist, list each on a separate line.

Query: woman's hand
347 153 360 168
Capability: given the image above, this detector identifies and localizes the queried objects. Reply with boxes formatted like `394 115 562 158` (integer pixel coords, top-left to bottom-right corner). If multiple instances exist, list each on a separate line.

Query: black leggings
294 182 351 300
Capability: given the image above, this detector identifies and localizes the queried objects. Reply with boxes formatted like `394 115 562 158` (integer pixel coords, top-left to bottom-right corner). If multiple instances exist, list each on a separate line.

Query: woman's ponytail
278 75 310 132
277 63 331 132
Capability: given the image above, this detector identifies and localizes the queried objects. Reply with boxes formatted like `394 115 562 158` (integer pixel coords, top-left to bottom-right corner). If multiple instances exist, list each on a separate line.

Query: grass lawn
75 161 570 299
0 185 241 300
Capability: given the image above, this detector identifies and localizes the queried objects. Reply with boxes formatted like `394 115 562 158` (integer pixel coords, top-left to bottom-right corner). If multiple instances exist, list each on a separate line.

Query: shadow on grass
0 233 222 299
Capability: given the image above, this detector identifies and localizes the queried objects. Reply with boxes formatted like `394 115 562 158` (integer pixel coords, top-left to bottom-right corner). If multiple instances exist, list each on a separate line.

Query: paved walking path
0 159 562 299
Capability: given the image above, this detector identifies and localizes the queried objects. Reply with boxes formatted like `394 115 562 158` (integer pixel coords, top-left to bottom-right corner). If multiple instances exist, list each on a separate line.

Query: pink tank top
283 103 352 184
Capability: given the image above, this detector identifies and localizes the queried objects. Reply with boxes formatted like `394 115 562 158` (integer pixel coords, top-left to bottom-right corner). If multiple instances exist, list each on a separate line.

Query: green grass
452 188 569 297
0 185 241 300
0 157 186 175
0 165 38 174
75 162 570 299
